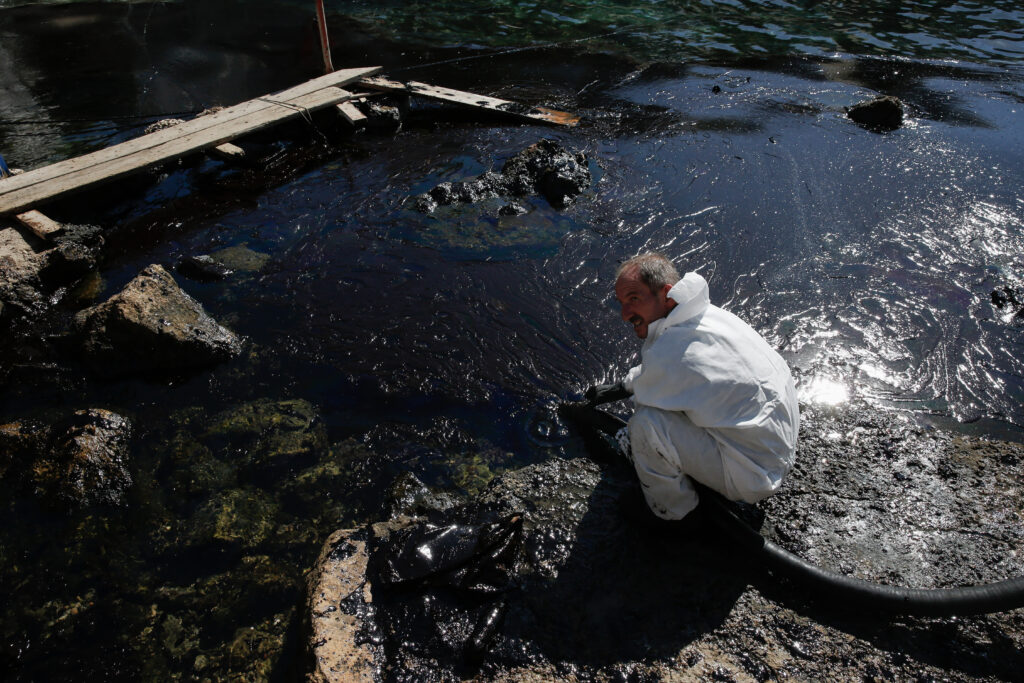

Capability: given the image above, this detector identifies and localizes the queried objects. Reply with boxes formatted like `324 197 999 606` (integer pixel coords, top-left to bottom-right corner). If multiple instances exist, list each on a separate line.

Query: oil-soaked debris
498 202 528 216
847 95 905 131
308 403 1024 682
501 139 592 208
0 408 132 508
365 512 524 673
144 117 187 134
991 285 1024 319
369 514 523 592
361 100 403 131
413 139 592 214
176 254 235 282
385 470 461 518
73 263 243 377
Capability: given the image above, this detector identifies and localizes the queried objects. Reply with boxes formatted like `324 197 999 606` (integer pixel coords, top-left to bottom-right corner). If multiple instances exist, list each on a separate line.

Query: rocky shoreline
306 403 1024 682
2 66 1023 681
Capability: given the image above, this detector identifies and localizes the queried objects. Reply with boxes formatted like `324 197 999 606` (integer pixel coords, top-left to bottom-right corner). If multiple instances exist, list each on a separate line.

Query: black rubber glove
584 381 630 406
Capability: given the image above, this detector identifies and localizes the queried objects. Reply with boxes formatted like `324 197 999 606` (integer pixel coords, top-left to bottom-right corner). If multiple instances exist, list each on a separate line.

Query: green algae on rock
203 397 327 482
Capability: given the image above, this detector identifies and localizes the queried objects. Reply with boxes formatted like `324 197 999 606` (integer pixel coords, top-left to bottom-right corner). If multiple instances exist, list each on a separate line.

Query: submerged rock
847 95 904 131
176 254 234 283
74 264 243 377
207 244 269 273
186 488 282 551
0 419 48 481
203 398 327 482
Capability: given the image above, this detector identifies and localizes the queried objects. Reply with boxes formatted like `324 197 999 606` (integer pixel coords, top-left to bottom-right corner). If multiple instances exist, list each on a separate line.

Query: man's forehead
615 270 647 293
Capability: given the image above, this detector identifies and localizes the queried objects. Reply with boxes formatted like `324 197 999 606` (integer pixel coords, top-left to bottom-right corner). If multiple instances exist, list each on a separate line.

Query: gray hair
615 252 680 293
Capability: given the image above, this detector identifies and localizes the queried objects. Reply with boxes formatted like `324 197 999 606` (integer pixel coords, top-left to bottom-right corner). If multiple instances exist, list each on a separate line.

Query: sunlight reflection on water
799 376 851 406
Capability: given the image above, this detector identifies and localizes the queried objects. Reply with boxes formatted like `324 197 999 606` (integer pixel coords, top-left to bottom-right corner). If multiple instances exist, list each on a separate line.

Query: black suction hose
563 402 1024 616
697 482 1024 617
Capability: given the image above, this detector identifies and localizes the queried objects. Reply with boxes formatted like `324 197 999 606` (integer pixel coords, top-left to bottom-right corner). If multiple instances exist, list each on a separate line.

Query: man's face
614 267 673 339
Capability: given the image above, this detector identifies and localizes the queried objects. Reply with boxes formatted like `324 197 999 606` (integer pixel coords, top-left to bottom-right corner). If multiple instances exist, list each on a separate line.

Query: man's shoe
617 488 706 535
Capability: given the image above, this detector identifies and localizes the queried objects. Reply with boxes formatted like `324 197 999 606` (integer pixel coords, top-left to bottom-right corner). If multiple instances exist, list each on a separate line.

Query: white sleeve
622 365 642 393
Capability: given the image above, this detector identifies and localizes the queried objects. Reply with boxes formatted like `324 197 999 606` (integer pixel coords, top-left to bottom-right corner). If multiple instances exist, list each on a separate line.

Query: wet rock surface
1 408 132 508
73 263 243 377
307 403 1024 682
414 139 591 213
0 222 103 315
0 397 383 681
0 225 48 312
847 95 905 131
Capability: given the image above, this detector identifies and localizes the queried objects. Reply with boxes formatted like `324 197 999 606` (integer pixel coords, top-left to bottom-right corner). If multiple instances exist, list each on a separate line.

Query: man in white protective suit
584 251 800 524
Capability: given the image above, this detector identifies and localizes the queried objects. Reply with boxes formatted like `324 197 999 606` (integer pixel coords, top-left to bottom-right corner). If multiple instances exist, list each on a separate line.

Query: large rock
306 404 1024 682
6 409 134 507
48 409 133 506
74 264 243 377
0 222 105 316
0 225 47 312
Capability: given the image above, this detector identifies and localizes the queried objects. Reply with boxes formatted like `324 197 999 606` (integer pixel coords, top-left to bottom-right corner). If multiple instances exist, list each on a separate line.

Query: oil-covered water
1 0 1023 679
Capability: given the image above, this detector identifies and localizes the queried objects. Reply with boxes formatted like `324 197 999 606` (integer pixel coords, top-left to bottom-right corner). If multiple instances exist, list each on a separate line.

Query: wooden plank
357 76 580 127
1 67 380 197
332 87 366 125
16 209 64 240
0 66 381 215
0 85 367 215
336 101 366 125
210 142 246 161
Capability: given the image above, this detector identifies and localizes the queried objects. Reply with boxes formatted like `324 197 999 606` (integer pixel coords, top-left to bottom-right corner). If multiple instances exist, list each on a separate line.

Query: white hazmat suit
621 272 799 519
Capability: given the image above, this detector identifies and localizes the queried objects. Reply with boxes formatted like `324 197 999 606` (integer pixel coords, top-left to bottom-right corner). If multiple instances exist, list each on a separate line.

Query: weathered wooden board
357 77 580 127
336 101 367 125
210 142 246 161
0 66 381 215
16 209 64 240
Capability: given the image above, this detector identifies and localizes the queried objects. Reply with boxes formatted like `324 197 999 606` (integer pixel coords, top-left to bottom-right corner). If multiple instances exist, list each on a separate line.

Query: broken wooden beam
16 209 64 241
336 100 367 125
356 77 580 127
210 142 247 162
0 66 381 216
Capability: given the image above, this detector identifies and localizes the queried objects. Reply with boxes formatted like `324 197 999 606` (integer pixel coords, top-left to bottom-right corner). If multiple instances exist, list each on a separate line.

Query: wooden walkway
0 66 581 218
0 66 380 216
